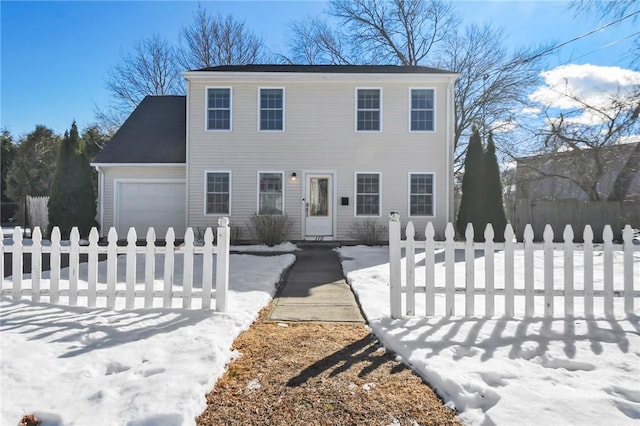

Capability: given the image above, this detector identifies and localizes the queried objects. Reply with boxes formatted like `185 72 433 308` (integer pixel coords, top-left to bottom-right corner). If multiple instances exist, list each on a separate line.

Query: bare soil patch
196 307 459 425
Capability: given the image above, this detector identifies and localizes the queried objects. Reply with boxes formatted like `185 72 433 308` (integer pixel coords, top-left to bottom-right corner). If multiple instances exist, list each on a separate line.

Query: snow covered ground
1 253 294 426
338 245 640 426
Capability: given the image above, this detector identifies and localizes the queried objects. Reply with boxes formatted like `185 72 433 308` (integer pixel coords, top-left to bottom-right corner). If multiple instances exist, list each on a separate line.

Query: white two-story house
93 65 458 241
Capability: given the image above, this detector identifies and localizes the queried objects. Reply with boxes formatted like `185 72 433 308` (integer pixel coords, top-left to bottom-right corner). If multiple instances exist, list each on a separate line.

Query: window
258 172 284 215
409 173 434 216
357 89 381 131
355 173 381 216
207 88 231 130
260 88 284 130
206 172 230 214
411 89 434 131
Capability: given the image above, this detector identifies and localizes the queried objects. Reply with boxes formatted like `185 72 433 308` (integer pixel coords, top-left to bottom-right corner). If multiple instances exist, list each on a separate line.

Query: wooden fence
389 214 639 319
1 218 230 311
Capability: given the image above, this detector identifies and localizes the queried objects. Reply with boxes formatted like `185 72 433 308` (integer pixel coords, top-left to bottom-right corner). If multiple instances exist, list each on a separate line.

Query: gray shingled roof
95 96 186 164
193 64 455 74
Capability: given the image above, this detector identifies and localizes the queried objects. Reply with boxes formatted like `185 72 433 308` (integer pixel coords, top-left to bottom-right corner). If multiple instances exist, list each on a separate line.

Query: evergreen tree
48 122 97 239
484 133 508 242
456 126 486 241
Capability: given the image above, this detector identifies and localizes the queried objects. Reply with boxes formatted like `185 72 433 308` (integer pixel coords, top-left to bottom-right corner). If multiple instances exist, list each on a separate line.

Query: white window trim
256 171 285 215
355 87 383 132
408 172 436 217
258 87 285 132
204 170 232 216
408 87 436 132
353 171 382 217
205 86 232 132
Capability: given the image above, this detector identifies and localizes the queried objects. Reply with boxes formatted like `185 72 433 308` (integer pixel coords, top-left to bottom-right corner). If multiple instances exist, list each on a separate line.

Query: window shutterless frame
409 87 436 132
355 87 382 132
258 87 285 131
204 171 232 215
205 87 232 131
408 172 435 217
354 172 382 217
256 171 285 215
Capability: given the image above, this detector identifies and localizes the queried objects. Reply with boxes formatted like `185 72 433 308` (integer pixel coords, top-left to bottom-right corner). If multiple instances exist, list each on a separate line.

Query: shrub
246 214 292 246
349 218 385 245
193 224 241 245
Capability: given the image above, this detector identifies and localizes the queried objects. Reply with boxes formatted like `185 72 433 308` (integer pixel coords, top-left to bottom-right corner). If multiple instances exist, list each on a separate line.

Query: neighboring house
93 65 459 241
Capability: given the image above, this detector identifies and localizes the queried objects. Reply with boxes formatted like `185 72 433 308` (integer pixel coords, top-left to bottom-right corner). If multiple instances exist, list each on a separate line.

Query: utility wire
520 8 640 64
559 30 640 66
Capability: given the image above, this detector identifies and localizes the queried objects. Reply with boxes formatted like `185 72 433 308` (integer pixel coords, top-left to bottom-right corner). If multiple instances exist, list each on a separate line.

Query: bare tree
570 0 640 69
100 34 182 129
178 6 265 70
286 0 547 168
521 81 640 201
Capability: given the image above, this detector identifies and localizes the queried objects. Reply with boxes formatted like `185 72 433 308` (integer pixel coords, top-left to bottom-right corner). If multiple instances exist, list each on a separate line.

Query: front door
305 173 333 238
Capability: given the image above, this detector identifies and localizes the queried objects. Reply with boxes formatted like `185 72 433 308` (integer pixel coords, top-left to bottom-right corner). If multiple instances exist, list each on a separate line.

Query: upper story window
409 173 434 216
206 172 230 215
259 88 284 131
410 89 434 131
258 172 284 215
207 88 231 130
356 88 381 131
355 173 381 216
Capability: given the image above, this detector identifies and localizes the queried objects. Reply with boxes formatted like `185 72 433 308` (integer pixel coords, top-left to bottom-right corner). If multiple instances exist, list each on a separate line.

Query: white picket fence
389 215 639 319
1 218 230 311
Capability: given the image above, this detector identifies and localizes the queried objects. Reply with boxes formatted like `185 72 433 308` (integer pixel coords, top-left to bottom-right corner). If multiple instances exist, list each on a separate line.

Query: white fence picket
144 228 156 309
543 225 554 317
50 227 61 304
12 227 22 301
465 223 475 317
583 225 594 316
445 223 455 317
524 225 534 317
504 224 515 317
163 228 175 309
125 228 137 310
563 225 574 317
106 228 118 309
603 225 614 316
484 225 495 317
388 218 638 320
31 227 42 303
215 217 230 312
201 227 214 309
87 228 99 308
182 228 194 309
69 228 80 306
623 225 634 315
405 222 416 316
424 223 435 316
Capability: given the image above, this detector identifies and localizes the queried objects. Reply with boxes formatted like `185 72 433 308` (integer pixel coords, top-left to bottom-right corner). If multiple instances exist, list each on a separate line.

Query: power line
559 30 640 66
521 8 640 64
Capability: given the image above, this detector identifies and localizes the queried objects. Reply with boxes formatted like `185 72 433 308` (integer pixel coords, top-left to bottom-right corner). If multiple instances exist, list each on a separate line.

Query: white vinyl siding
206 87 231 130
356 88 381 131
410 88 435 131
258 171 284 215
205 171 231 214
259 88 284 131
409 173 434 216
355 172 381 216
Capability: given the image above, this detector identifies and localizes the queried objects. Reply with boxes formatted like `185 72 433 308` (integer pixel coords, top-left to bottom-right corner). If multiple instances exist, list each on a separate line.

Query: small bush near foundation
246 214 292 246
193 224 241 245
349 218 385 245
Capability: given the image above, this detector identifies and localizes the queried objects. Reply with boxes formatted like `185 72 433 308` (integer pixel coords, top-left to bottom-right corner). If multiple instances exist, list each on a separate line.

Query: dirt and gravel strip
196 306 460 426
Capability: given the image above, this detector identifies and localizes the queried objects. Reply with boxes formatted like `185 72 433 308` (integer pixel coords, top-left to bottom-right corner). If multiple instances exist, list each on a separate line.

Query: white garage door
116 181 186 239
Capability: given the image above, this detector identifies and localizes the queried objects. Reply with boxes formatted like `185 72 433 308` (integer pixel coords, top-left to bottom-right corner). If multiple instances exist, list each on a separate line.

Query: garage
116 180 186 239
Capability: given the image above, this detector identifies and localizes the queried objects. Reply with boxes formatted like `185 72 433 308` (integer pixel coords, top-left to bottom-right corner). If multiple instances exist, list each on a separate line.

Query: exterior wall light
291 172 297 180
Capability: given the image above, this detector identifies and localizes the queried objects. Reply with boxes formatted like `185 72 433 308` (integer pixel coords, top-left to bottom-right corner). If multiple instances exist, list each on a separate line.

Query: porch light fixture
291 172 297 180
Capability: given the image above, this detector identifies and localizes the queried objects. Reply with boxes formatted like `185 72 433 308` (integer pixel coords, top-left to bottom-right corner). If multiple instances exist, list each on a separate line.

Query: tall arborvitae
456 126 486 241
48 122 97 239
484 133 508 241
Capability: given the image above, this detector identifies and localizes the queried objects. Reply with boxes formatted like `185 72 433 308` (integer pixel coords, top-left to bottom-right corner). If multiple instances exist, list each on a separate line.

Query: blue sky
1 0 638 138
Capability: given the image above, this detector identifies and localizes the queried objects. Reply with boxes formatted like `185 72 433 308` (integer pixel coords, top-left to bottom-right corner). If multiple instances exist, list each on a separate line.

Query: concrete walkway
268 244 365 323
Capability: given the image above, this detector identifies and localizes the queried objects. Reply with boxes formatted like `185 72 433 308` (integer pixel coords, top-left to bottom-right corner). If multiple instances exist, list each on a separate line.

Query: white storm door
305 174 333 237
